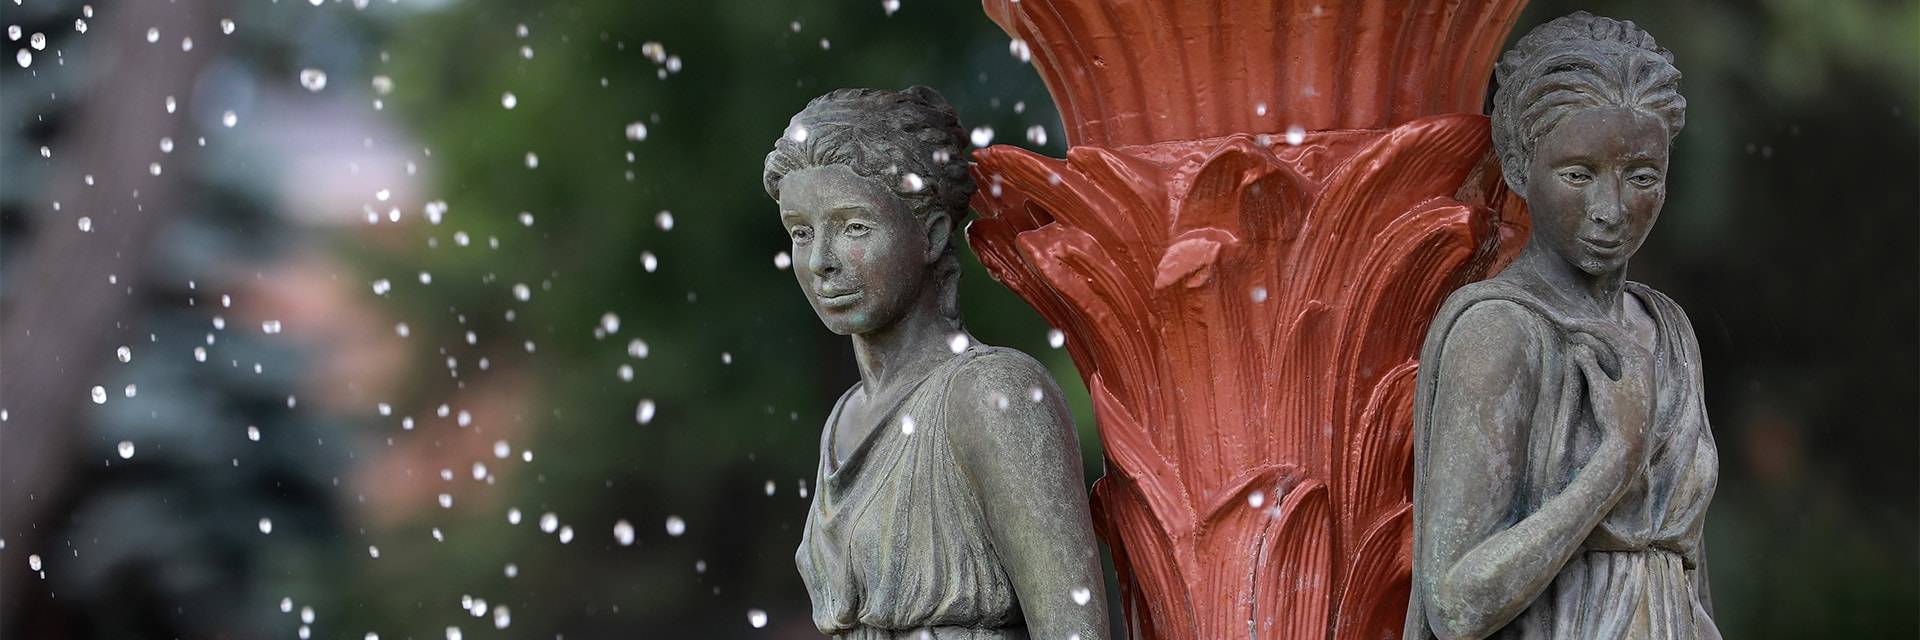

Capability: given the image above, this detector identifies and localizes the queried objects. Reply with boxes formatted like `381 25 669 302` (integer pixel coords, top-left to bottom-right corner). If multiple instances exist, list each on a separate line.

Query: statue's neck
1518 243 1630 321
850 285 960 397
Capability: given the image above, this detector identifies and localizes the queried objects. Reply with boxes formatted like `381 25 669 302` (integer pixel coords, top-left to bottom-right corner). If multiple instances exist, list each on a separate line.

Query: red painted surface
968 2 1532 638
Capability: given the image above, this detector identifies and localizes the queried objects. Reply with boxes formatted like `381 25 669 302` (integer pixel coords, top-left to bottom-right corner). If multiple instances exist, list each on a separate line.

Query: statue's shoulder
944 344 1073 446
950 345 1055 390
1433 276 1555 343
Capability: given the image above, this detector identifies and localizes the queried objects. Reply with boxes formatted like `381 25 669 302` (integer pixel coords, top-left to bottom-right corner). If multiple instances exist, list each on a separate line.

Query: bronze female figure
764 87 1110 640
1406 13 1721 640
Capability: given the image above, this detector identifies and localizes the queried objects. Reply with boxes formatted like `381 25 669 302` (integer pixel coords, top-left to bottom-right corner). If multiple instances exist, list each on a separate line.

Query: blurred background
0 0 1913 638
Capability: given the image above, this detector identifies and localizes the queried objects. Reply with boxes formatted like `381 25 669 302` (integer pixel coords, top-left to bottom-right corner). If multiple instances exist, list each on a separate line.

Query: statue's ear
923 210 951 263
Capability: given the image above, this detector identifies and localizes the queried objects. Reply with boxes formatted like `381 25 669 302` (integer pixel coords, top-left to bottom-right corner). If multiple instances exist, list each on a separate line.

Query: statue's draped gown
798 346 1029 640
1405 277 1721 640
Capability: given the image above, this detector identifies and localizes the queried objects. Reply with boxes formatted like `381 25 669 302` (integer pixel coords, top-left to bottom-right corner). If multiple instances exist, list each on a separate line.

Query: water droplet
117 440 135 459
262 320 283 334
146 28 159 43
27 554 42 571
471 461 487 480
123 384 137 398
117 345 132 362
748 609 769 628
1046 328 1065 349
1248 490 1265 508
165 96 177 114
89 385 106 404
299 68 327 92
969 126 995 148
222 111 238 128
641 252 658 272
625 121 648 141
371 279 391 295
773 251 791 270
635 399 656 425
74 19 86 34
664 515 686 536
492 605 511 629
899 172 925 193
1071 586 1093 605
371 75 393 95
280 597 293 613
1029 386 1045 402
557 525 574 544
614 520 635 546
523 152 538 169
437 493 453 509
503 563 518 578
368 545 380 558
882 0 901 17
258 517 273 534
500 92 517 109
220 19 235 34
28 32 43 50
539 512 558 533
900 414 916 435
1025 125 1048 146
785 123 809 143
764 480 777 496
76 217 92 232
654 210 674 231
365 633 379 640
1284 125 1306 146
14 48 29 69
947 333 970 353
445 627 462 640
247 425 261 441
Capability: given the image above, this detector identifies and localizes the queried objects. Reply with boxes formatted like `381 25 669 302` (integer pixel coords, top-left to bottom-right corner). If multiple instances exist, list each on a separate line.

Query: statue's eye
1628 173 1660 188
845 222 872 237
789 226 814 242
1559 170 1593 185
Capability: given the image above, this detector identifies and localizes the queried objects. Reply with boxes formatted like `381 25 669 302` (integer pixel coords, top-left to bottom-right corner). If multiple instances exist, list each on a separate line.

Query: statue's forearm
1428 441 1634 640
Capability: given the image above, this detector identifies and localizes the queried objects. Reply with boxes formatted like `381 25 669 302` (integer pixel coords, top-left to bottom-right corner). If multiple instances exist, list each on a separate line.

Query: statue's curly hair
763 86 975 226
1491 11 1686 191
762 86 975 328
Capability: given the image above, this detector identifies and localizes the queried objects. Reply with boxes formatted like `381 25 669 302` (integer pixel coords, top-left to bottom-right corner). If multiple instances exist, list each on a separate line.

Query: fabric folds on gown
1405 277 1720 640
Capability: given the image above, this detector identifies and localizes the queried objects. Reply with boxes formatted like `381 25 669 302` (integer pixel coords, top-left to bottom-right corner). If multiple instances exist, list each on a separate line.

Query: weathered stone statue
764 87 1110 640
1405 13 1721 640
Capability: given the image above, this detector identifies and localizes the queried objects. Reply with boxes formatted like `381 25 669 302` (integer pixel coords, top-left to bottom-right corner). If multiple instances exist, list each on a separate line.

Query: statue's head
1492 12 1686 276
763 87 975 336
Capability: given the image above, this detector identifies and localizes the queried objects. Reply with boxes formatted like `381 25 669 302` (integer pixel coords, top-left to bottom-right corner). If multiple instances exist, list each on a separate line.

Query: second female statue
1405 13 1721 640
763 87 1110 640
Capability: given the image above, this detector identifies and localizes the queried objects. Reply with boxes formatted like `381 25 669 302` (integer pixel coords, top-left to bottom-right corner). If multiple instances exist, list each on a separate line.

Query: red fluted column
967 2 1532 638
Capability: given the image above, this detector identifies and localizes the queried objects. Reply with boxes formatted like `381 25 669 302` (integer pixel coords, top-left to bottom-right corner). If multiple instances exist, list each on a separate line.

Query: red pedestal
968 2 1532 638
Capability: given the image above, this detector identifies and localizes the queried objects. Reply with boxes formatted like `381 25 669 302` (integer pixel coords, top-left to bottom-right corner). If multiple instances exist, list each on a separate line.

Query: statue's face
1522 106 1671 277
777 164 937 336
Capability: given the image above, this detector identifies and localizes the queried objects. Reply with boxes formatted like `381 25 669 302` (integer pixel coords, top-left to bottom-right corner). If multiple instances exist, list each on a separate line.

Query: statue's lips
1579 236 1624 253
816 290 863 309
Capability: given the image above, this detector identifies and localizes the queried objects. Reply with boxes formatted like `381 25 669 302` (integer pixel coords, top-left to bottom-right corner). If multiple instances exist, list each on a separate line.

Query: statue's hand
1570 332 1653 463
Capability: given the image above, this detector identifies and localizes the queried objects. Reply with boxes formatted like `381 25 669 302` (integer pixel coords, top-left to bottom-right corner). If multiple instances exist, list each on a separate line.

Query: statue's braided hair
1492 11 1686 191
